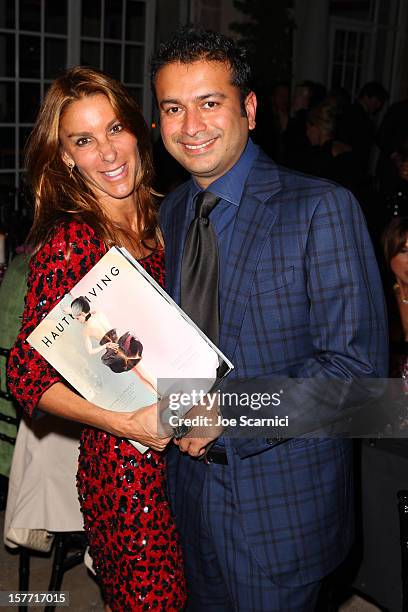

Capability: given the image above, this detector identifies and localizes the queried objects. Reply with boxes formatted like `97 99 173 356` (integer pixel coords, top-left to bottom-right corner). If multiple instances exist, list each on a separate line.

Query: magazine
27 247 234 453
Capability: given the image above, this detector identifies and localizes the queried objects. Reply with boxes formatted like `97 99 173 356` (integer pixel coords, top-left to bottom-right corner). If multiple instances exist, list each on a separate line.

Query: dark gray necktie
181 191 220 345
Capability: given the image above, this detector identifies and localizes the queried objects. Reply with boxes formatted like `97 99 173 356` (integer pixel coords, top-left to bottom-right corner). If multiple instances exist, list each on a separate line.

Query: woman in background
7 67 185 611
382 216 408 385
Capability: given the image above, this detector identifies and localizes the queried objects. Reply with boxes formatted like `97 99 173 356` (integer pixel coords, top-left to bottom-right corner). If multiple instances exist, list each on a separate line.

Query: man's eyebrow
159 98 180 107
196 92 227 101
160 92 227 106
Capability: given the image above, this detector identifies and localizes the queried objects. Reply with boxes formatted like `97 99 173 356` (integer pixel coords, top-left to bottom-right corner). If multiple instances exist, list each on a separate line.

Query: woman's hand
114 403 172 451
38 384 171 451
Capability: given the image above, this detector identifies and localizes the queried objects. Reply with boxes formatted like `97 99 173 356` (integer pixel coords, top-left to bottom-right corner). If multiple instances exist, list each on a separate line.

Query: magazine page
117 246 234 376
27 247 233 453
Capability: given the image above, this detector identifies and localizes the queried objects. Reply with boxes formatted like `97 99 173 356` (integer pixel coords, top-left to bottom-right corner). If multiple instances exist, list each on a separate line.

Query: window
329 28 368 98
81 0 148 107
0 0 68 199
328 0 402 100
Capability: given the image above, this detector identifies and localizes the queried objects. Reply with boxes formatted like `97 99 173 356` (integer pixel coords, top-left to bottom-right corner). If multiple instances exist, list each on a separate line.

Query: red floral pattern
8 221 186 611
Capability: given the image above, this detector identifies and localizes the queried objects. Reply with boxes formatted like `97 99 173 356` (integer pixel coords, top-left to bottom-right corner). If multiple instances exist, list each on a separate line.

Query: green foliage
230 0 294 90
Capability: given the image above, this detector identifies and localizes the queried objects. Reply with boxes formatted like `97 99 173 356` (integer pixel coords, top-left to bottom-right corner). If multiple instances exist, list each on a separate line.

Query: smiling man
156 59 256 186
151 27 388 611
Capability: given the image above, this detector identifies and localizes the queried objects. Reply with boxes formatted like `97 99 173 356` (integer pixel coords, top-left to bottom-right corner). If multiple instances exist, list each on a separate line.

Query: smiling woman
59 94 140 206
25 66 157 259
7 67 186 612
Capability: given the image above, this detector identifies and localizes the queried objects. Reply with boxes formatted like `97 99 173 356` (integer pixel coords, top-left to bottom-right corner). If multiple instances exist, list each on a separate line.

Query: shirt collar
190 138 259 208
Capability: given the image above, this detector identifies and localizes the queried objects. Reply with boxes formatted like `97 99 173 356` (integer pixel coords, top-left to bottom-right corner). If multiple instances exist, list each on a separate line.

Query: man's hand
114 403 172 451
174 393 225 457
175 431 222 457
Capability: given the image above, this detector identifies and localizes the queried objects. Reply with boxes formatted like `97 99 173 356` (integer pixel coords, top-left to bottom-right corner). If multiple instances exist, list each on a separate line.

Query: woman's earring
68 162 75 179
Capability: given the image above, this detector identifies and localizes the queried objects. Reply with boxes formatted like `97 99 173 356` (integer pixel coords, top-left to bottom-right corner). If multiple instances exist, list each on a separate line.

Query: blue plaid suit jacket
160 149 388 586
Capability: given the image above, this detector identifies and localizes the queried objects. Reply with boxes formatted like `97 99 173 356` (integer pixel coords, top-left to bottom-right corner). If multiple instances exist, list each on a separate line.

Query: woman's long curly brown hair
26 66 160 253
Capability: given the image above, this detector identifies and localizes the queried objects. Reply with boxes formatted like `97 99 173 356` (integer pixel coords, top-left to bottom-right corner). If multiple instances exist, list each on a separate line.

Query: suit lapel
162 187 191 303
220 154 282 360
164 153 283 363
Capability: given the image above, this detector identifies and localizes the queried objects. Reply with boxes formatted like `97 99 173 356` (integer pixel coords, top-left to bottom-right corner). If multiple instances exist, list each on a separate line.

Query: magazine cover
27 247 234 453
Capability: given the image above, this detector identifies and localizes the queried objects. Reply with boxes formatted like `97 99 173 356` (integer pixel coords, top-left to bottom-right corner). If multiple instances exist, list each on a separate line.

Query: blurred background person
283 79 327 169
0 249 31 510
379 138 408 222
377 98 408 184
252 81 289 160
337 81 388 174
301 100 361 194
326 86 352 128
382 217 408 383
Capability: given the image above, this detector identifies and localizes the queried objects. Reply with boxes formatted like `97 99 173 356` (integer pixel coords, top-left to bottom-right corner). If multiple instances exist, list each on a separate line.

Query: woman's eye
111 123 123 133
167 107 181 114
76 137 91 147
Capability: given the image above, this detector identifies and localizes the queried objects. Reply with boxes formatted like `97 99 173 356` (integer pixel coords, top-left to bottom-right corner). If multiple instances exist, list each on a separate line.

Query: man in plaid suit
152 28 388 611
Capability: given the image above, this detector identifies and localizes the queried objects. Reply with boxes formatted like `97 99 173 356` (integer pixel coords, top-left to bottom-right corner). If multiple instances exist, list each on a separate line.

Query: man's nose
182 108 206 137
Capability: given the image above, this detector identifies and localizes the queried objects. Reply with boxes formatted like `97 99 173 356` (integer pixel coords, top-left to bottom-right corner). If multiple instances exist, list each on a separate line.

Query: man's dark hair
358 81 388 103
150 26 251 113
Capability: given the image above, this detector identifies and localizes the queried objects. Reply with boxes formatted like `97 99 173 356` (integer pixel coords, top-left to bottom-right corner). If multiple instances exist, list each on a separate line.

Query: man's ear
245 91 257 131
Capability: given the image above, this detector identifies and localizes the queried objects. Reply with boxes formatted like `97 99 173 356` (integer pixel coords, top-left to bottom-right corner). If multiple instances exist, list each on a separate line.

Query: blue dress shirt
188 138 259 286
187 138 259 446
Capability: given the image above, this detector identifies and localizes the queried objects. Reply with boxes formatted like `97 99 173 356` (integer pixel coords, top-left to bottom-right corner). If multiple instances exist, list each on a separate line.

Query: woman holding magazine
7 67 186 612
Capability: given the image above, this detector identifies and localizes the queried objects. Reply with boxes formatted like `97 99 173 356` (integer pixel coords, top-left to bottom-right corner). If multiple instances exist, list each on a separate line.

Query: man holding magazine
151 27 388 611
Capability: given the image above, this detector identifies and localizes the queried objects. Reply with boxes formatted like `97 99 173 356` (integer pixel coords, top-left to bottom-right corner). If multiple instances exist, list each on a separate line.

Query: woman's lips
101 163 127 180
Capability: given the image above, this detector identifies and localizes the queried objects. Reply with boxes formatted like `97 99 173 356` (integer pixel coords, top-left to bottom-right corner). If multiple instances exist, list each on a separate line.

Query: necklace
394 283 408 304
